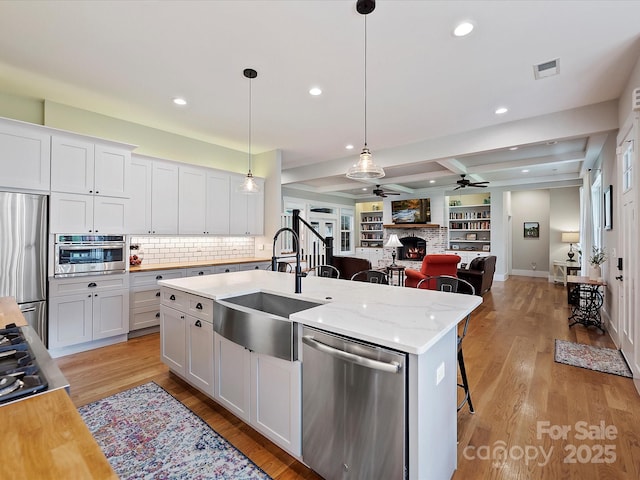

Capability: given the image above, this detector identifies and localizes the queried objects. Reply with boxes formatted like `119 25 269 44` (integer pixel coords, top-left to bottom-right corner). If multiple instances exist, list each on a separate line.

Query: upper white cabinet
151 161 179 234
128 156 153 234
0 119 51 192
179 166 231 235
229 174 264 235
51 135 131 198
50 192 128 234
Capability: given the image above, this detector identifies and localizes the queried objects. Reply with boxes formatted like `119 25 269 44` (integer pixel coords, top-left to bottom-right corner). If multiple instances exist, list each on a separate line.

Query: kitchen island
158 270 482 480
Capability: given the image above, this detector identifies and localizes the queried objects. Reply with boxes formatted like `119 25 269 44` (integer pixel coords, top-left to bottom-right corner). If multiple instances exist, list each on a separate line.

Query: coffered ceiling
0 1 639 199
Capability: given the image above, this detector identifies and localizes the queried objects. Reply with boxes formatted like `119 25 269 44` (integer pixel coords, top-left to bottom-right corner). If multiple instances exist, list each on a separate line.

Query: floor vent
533 58 559 79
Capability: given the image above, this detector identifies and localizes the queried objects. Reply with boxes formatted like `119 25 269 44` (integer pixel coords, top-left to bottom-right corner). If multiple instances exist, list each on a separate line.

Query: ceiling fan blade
454 185 463 190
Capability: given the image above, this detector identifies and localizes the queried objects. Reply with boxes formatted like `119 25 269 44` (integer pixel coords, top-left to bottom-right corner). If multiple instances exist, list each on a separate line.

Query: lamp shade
385 234 403 248
561 232 579 243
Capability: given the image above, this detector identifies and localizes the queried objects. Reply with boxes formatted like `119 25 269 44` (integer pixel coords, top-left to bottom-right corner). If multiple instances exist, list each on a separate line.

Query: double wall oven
54 234 126 277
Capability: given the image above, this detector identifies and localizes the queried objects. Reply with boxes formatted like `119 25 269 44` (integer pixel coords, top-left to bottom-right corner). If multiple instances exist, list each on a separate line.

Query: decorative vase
589 265 601 281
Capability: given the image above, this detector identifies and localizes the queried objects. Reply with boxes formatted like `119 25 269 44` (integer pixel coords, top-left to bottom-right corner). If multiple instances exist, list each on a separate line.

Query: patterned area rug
554 340 633 378
78 382 271 480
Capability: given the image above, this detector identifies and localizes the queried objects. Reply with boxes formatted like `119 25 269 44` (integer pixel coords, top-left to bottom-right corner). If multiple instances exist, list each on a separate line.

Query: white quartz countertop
158 270 482 355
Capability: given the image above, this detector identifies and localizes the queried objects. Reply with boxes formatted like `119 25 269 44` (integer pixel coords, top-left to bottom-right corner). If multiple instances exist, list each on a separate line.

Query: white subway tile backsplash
130 235 255 265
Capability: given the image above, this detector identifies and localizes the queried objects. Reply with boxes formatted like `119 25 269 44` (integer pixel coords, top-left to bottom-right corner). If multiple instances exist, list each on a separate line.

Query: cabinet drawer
214 264 239 274
237 262 270 271
50 274 129 296
131 288 161 308
186 267 215 277
161 288 190 310
130 269 185 287
130 305 161 330
187 296 214 321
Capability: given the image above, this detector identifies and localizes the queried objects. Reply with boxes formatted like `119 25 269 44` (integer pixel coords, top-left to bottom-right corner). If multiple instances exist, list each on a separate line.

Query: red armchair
405 254 462 288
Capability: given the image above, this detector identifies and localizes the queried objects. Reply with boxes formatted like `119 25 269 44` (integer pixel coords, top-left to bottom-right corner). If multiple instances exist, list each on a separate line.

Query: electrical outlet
436 362 445 385
531 262 537 270
258 244 264 250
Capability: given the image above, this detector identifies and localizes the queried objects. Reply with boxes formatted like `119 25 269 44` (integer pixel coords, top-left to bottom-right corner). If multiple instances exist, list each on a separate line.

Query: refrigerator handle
19 307 36 313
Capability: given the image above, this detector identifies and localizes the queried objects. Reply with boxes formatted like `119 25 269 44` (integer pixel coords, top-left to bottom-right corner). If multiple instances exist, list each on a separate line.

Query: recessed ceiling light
173 97 187 106
309 87 322 96
362 187 367 191
509 146 519 151
346 144 354 150
453 21 474 37
429 180 436 184
522 169 529 173
495 107 508 115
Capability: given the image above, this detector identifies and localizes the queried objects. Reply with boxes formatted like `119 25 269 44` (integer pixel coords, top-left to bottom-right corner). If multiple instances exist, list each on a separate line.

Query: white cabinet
213 332 301 455
50 192 128 234
51 135 130 198
160 288 214 396
178 167 230 235
151 160 179 234
49 275 129 351
447 193 491 252
128 156 153 234
237 261 270 271
229 174 264 235
359 210 384 247
0 119 50 192
130 269 185 332
186 266 215 277
355 247 384 268
214 332 251 421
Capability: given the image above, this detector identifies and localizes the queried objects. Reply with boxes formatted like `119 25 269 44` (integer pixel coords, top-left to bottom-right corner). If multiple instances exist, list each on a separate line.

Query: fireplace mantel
384 224 440 229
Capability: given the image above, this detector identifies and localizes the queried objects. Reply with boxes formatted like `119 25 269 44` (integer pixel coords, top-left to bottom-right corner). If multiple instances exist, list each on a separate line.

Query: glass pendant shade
347 146 385 179
237 170 260 194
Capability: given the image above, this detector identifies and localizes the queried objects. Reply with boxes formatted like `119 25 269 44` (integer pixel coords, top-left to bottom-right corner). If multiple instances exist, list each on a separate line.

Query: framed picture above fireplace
391 198 431 224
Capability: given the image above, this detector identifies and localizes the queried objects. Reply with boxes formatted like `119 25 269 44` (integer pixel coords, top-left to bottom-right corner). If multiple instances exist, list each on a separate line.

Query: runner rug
554 339 633 378
78 382 271 480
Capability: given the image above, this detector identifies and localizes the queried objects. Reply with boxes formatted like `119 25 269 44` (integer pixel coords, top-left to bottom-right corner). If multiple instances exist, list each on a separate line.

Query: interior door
618 124 637 375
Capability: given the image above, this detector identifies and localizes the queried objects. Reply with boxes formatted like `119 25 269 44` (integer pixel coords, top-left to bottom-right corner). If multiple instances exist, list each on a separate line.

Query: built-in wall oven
54 234 126 277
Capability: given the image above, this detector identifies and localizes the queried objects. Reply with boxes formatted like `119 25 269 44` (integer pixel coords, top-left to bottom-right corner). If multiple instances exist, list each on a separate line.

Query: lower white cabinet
186 315 214 396
213 332 301 456
160 305 186 375
130 269 185 332
49 275 129 352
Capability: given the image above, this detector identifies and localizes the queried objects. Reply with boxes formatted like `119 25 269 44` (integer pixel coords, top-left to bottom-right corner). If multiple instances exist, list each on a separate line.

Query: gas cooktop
0 326 48 404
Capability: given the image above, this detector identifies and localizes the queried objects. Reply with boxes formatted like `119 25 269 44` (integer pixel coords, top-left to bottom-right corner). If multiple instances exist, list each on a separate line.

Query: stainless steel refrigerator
0 191 48 345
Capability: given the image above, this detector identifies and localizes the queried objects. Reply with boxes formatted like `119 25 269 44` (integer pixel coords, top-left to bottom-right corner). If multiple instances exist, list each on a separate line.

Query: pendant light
347 1 385 180
237 68 260 194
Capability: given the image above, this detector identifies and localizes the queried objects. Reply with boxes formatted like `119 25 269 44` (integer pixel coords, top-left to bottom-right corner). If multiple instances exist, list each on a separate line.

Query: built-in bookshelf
360 210 384 247
447 193 491 252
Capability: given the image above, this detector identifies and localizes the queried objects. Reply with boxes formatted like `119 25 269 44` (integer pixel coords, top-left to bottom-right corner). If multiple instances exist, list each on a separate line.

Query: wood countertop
0 389 117 480
0 296 28 328
0 297 115 479
130 256 271 273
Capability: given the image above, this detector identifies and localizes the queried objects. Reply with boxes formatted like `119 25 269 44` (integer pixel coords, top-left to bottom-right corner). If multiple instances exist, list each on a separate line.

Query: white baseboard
511 269 549 278
48 334 128 358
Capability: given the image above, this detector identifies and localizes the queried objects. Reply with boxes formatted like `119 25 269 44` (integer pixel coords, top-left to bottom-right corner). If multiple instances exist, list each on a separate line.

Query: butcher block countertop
0 297 116 479
130 256 270 272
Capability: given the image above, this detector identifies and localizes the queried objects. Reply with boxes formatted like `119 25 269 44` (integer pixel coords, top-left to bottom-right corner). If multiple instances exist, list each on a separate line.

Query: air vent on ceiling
632 87 640 111
533 58 559 80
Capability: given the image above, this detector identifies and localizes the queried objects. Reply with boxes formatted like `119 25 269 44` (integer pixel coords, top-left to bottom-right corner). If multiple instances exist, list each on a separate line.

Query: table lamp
561 231 580 262
385 234 403 266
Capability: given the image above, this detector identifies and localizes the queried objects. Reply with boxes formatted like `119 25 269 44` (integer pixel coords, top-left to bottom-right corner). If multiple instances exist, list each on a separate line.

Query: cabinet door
178 166 207 234
94 145 130 198
48 292 93 348
229 175 264 235
50 192 94 233
206 171 230 235
251 354 301 456
130 305 161 331
51 136 95 194
160 306 186 375
214 333 251 421
186 317 214 396
92 289 129 340
94 196 128 234
0 121 50 192
151 161 179 234
128 157 153 234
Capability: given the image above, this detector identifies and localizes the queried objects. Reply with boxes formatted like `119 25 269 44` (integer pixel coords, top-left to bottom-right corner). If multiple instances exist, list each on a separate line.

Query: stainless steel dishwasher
302 326 407 479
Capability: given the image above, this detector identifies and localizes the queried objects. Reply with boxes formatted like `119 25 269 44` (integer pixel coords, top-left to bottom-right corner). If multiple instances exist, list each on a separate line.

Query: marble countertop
159 270 482 355
130 257 271 273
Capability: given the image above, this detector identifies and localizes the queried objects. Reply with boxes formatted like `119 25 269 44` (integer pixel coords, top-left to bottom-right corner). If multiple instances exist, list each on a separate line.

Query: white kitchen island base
159 270 481 479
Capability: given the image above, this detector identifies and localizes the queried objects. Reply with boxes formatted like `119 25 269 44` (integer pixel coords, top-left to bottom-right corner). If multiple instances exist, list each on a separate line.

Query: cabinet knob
196 302 203 310
195 319 202 328
155 292 161 297
170 294 176 301
89 190 93 193
88 282 97 288
88 295 91 298
198 271 204 275
155 312 160 318
180 315 185 319
156 275 163 280
225 269 230 272
94 294 98 297
96 191 99 194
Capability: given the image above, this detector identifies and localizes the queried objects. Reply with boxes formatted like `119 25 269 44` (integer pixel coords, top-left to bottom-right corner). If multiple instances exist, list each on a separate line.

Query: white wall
511 190 551 276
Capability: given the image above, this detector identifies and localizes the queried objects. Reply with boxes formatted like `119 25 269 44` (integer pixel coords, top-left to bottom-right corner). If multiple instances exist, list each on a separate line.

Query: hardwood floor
55 276 640 480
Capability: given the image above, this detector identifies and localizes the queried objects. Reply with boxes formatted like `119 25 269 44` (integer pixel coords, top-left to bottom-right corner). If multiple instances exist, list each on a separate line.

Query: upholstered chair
456 255 497 296
405 254 462 288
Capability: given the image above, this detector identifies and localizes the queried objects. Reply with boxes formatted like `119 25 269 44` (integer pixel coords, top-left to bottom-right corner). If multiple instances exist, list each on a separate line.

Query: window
340 208 354 255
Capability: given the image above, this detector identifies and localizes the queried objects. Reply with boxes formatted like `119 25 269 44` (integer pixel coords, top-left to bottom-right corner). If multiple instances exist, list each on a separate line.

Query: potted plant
589 246 607 280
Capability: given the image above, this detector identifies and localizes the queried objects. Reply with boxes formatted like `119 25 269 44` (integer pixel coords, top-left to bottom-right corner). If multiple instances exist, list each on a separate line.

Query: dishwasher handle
302 335 401 373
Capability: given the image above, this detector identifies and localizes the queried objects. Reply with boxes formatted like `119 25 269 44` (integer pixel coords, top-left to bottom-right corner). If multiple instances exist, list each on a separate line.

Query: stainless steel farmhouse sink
214 292 322 361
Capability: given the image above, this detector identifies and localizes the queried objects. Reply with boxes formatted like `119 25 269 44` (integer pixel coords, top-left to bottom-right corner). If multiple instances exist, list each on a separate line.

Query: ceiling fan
373 185 400 198
454 174 490 190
